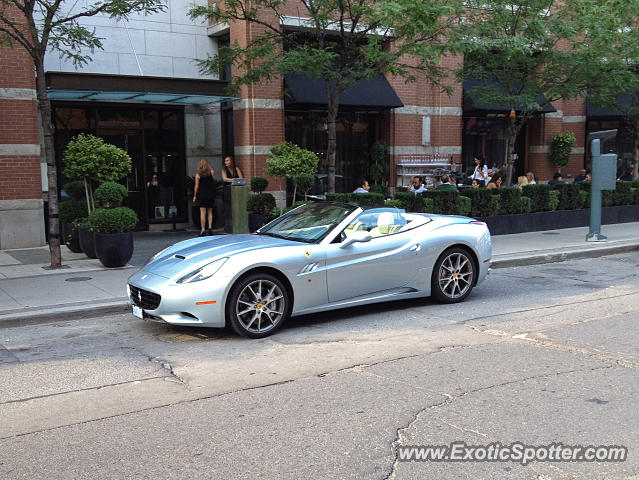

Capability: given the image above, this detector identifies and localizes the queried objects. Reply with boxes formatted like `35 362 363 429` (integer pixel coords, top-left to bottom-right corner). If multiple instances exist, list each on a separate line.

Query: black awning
587 93 633 118
463 79 556 115
284 73 403 109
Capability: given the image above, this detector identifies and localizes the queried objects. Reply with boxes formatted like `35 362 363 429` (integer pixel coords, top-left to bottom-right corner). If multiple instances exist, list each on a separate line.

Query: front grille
129 285 161 310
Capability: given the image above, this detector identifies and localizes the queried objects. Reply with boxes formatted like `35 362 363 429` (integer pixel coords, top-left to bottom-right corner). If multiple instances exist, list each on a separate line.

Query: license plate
132 305 143 319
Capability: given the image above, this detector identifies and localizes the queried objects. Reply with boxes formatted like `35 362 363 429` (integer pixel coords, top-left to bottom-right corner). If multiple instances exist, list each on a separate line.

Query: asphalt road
0 253 638 479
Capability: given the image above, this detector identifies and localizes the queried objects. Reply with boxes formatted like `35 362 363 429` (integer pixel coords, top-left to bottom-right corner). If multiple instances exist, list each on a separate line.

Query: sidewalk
1 223 638 328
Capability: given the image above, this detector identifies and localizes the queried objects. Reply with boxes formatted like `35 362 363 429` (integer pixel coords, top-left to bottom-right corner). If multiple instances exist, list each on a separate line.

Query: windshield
259 202 356 243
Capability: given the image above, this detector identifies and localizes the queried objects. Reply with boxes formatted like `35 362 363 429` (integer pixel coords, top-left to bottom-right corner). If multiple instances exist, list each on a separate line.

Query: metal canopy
47 89 233 105
45 72 233 105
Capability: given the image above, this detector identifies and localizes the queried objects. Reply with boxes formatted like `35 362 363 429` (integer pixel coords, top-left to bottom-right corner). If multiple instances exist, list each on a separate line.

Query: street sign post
587 138 617 241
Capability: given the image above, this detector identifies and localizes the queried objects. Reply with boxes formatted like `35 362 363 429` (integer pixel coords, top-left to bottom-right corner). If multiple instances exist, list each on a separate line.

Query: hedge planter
248 213 267 232
95 232 134 268
478 205 639 235
78 226 97 258
63 222 83 253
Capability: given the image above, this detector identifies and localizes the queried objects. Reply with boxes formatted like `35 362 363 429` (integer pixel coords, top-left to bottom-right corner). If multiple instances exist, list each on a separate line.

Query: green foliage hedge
424 190 458 214
493 187 521 214
88 207 138 233
521 184 550 212
548 190 560 211
395 191 425 213
520 196 533 213
93 181 127 208
553 183 581 210
615 181 633 206
59 200 87 222
459 188 493 217
247 193 276 215
456 195 471 216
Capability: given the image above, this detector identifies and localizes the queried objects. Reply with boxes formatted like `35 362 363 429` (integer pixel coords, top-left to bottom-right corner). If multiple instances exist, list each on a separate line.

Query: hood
143 234 298 279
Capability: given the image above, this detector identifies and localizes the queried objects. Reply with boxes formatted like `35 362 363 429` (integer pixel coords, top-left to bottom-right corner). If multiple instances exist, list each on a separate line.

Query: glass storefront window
53 104 186 228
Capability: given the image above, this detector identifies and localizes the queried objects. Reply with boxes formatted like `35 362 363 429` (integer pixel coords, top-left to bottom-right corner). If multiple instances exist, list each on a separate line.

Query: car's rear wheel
227 273 290 338
431 247 475 303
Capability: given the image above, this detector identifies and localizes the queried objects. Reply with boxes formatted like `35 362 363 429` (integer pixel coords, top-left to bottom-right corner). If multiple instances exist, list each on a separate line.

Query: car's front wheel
431 247 475 303
226 273 290 338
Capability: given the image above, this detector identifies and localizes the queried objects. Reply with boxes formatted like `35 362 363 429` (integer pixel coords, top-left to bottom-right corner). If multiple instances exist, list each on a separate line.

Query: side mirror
340 230 372 248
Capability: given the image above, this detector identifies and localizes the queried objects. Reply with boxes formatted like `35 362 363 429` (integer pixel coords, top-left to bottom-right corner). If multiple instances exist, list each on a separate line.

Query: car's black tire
226 273 290 338
431 247 476 303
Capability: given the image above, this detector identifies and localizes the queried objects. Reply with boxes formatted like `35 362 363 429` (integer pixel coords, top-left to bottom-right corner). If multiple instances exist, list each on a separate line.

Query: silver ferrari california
127 202 491 338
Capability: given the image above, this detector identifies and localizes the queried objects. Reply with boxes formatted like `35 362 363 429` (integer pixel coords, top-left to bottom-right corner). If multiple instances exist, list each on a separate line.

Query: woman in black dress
221 156 244 232
193 159 216 236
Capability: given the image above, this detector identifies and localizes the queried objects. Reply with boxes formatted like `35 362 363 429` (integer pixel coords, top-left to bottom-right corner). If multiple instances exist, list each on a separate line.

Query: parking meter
231 180 249 234
587 138 617 241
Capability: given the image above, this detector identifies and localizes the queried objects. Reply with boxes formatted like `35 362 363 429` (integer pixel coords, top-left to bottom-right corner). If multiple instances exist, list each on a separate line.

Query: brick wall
0 38 42 201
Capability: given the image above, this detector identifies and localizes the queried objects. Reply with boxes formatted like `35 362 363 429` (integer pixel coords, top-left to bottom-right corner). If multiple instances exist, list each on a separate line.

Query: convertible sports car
127 202 491 338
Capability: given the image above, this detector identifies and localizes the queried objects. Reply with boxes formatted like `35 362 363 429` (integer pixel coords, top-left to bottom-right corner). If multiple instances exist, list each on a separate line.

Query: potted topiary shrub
88 182 139 267
58 180 86 253
62 134 132 258
247 177 276 232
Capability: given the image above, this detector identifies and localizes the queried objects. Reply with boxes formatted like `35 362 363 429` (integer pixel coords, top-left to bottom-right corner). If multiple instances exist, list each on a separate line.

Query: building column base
0 199 45 249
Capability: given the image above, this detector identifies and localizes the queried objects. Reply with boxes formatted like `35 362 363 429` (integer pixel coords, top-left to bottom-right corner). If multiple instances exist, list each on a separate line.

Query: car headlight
177 258 228 284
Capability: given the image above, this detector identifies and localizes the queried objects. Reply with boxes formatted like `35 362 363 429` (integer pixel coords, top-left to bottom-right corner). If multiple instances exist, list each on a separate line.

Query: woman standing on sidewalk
193 159 216 236
221 156 244 232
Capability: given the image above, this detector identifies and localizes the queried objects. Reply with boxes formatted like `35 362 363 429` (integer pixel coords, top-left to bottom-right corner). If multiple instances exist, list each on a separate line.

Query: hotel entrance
53 105 186 228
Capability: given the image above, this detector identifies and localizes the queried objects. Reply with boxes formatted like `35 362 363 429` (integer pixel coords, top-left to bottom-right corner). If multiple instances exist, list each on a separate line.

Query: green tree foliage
191 0 463 193
250 177 269 193
582 0 639 180
0 0 164 268
93 182 128 208
63 134 132 214
550 132 576 171
455 0 617 185
267 142 319 206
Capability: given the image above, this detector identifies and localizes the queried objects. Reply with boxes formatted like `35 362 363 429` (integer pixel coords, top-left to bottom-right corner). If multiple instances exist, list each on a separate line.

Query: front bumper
126 269 230 327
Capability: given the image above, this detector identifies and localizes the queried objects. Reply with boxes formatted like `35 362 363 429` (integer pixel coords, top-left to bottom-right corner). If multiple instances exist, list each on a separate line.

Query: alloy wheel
235 279 285 334
438 251 474 300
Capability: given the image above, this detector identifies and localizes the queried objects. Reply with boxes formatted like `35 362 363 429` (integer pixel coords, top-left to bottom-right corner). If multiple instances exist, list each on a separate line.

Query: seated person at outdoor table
437 174 458 191
574 169 588 183
471 179 481 189
526 171 536 184
517 175 528 190
408 176 427 194
486 173 502 189
548 172 564 186
352 178 370 194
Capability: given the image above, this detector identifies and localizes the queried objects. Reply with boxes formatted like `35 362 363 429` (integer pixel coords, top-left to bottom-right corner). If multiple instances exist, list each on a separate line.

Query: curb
1 243 638 329
0 299 130 329
491 242 639 269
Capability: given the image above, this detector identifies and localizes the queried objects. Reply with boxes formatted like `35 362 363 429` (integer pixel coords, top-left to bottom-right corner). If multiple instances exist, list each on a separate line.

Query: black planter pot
78 226 97 258
248 213 266 232
63 221 83 253
477 204 639 235
95 232 134 268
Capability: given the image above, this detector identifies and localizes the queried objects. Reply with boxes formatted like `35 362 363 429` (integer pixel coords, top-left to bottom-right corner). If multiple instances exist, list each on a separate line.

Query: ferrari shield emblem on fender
305 251 311 258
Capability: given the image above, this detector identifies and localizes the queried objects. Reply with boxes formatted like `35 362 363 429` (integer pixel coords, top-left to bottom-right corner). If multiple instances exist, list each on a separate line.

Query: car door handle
410 244 421 252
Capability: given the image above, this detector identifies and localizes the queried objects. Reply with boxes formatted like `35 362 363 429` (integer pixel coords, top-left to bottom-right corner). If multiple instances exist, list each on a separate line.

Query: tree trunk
35 59 62 268
505 117 522 187
325 81 343 194
633 113 639 180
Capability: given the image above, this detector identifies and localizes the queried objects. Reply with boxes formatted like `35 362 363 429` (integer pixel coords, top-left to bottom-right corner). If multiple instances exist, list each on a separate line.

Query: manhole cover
65 277 92 282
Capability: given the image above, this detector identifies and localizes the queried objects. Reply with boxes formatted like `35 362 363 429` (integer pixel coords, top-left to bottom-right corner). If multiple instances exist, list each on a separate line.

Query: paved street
0 253 638 479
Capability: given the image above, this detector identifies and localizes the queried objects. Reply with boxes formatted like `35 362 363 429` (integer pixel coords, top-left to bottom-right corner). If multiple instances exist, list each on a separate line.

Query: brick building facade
1 1 632 250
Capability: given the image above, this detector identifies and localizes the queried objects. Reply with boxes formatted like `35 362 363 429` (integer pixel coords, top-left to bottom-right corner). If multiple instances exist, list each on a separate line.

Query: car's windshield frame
257 202 357 244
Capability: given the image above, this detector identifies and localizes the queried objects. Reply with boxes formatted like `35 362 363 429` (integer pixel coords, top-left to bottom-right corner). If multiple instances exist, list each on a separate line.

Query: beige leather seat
371 212 401 237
